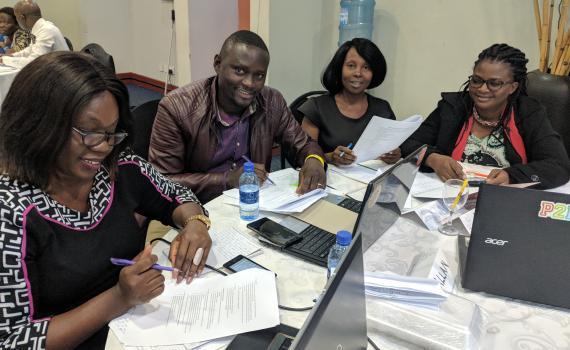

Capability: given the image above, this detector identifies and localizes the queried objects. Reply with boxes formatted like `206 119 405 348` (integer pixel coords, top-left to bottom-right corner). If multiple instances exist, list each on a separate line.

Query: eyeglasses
72 127 128 148
468 75 514 91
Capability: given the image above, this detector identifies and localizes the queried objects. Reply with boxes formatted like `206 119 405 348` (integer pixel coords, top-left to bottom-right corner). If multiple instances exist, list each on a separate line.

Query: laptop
227 230 368 350
249 145 426 266
459 184 570 309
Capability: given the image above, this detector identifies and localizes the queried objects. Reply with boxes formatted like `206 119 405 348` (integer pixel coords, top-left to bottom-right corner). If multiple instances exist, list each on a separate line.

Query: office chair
281 90 327 169
64 37 73 51
526 70 570 156
131 99 161 160
80 43 116 74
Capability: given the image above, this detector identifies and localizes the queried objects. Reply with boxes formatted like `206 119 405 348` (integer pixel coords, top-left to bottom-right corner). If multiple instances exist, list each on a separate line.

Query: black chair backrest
131 99 161 160
64 37 73 51
289 90 327 124
526 71 570 156
80 43 116 74
280 90 327 169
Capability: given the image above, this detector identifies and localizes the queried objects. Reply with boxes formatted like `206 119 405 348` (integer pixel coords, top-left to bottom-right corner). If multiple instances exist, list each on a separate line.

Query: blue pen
241 155 276 185
339 143 353 158
110 257 178 272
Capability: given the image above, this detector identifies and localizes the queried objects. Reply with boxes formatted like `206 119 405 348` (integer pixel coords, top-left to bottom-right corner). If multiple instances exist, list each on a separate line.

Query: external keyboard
286 225 336 266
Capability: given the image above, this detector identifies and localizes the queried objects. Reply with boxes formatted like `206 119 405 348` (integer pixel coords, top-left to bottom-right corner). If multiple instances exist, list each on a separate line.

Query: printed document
223 168 327 213
351 115 423 162
109 269 280 346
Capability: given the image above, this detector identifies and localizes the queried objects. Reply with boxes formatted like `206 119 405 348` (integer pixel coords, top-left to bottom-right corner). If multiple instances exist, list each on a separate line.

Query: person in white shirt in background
0 0 68 69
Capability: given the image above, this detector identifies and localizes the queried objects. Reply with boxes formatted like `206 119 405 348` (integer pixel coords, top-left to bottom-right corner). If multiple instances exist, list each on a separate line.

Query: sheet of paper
206 227 262 268
326 170 367 195
124 336 233 350
459 209 475 234
351 115 423 162
329 164 379 184
460 162 498 178
156 228 261 270
223 173 327 213
414 199 473 231
109 269 280 346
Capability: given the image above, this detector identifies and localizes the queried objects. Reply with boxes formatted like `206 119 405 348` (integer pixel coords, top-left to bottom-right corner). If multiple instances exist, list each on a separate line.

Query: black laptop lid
291 231 366 349
463 184 570 309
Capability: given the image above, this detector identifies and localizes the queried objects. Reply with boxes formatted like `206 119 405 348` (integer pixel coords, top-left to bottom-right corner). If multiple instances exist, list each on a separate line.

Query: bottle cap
336 230 352 246
243 162 254 172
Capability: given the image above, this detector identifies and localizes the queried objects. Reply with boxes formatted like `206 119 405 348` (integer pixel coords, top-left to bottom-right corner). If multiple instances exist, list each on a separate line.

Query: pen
450 179 469 210
241 155 276 185
110 257 178 272
339 143 353 158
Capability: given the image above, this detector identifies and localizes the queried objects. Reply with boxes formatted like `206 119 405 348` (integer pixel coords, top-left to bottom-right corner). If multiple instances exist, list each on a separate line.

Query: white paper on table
460 162 498 178
156 228 261 270
328 164 379 184
205 227 262 268
351 115 423 162
427 248 455 294
459 209 475 234
109 269 280 346
326 170 367 195
223 179 327 213
124 336 233 350
413 199 472 231
410 172 480 199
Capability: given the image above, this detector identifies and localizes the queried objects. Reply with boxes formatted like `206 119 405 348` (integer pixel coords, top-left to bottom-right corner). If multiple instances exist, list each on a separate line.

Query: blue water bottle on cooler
327 230 352 278
338 0 376 46
239 162 259 221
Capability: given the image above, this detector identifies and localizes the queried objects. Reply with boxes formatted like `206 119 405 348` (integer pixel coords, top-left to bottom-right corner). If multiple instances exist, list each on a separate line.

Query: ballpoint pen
110 257 179 272
241 155 276 185
339 143 353 158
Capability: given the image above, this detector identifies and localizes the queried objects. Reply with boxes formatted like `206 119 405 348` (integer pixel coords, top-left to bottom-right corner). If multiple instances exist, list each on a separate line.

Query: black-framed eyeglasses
72 127 128 148
468 75 514 91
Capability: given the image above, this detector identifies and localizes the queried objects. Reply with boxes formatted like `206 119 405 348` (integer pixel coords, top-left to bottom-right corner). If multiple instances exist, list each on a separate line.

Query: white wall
188 0 237 82
268 0 338 103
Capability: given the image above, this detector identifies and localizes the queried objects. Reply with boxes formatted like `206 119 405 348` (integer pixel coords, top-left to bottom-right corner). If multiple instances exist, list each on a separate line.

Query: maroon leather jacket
149 77 324 203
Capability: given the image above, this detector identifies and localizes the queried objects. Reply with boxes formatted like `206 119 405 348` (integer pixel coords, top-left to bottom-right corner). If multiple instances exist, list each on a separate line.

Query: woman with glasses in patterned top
401 43 570 189
0 52 212 348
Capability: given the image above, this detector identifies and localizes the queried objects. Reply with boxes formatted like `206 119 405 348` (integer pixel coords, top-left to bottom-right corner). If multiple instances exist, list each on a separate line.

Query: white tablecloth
106 174 570 350
0 65 19 107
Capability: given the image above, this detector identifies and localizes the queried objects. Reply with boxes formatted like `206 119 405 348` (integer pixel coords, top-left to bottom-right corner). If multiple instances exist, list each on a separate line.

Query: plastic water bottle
239 162 259 221
327 230 352 278
338 0 376 46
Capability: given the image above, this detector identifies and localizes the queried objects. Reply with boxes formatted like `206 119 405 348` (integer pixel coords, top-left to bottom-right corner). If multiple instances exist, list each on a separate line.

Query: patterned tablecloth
107 179 570 350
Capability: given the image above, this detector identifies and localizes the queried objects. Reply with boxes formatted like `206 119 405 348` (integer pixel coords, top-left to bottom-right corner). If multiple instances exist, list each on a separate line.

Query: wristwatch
184 214 211 230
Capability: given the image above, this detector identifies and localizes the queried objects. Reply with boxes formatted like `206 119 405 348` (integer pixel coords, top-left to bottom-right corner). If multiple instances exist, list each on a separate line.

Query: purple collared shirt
208 107 252 176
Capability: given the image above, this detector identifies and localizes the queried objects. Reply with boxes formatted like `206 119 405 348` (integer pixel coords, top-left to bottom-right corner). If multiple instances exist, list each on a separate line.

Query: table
0 65 19 107
107 172 570 350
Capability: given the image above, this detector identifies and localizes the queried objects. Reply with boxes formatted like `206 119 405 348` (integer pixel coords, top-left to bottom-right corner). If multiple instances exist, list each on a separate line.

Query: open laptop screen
356 145 425 251
291 231 366 349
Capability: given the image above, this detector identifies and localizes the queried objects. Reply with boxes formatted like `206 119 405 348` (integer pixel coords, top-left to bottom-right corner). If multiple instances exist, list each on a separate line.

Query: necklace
472 107 500 128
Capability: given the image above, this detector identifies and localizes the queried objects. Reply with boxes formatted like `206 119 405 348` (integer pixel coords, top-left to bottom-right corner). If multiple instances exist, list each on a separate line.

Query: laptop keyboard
287 225 336 266
338 197 362 213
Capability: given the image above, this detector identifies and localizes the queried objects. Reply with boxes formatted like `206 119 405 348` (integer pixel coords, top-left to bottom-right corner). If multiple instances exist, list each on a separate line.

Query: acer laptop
460 184 570 309
227 231 367 350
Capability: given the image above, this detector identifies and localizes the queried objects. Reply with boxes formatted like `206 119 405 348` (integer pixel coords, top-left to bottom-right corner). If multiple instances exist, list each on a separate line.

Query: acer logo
485 238 509 246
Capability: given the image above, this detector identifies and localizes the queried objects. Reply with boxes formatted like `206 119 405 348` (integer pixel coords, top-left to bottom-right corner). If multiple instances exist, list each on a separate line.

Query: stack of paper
223 168 327 213
109 269 280 347
365 272 448 310
365 250 453 310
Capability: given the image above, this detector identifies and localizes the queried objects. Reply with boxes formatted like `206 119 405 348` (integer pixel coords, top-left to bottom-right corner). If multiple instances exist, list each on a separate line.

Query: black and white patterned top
0 151 200 349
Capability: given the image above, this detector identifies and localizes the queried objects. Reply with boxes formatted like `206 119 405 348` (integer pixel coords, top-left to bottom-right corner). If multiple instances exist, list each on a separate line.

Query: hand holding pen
329 143 355 165
114 245 165 308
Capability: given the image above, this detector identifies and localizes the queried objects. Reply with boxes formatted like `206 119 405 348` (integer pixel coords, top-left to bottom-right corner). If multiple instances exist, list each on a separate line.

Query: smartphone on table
223 254 275 275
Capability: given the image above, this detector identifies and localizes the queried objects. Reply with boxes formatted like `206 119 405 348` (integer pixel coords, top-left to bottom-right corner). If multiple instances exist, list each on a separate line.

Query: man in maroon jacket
149 30 326 203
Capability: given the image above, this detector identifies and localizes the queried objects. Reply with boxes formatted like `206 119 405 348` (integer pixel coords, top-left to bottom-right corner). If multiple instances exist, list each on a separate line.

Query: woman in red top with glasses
401 43 570 189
